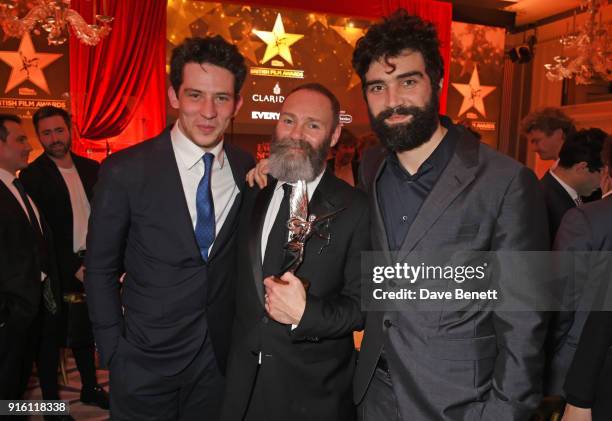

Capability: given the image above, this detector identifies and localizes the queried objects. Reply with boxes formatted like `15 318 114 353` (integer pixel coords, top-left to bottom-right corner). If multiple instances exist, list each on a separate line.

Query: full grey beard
268 136 329 183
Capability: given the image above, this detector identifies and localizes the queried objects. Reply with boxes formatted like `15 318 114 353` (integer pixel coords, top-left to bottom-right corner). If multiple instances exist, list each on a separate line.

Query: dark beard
268 134 330 183
369 95 439 152
44 140 71 159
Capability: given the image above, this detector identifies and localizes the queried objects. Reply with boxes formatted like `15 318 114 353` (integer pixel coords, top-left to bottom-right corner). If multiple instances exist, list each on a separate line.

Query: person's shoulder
324 172 368 210
581 196 612 221
72 153 101 170
224 143 255 169
101 131 168 170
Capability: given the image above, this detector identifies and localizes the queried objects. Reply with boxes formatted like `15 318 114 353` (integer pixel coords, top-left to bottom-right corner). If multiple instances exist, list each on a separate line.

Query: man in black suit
221 83 368 421
555 136 612 421
0 114 57 400
20 106 107 411
540 129 605 242
351 10 549 420
85 36 254 420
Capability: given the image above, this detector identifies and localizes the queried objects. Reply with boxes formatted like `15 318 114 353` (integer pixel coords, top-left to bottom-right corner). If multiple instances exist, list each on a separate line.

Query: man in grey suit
352 10 549 420
555 135 612 421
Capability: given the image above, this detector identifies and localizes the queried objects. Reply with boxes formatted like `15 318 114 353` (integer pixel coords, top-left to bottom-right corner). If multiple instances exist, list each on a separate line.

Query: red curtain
69 0 166 157
239 0 452 112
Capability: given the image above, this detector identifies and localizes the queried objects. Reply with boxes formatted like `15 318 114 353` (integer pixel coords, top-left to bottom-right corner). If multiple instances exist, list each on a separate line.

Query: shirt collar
171 122 226 171
549 169 579 201
275 168 326 201
0 167 16 186
602 190 612 199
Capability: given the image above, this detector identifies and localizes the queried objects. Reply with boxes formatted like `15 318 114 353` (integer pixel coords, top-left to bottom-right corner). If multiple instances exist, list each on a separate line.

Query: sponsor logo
251 111 280 120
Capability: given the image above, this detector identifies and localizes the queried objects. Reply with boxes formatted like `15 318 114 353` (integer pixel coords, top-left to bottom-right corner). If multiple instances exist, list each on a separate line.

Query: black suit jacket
84 130 254 376
20 153 99 293
540 171 576 243
553 195 612 404
221 171 369 421
355 122 550 420
0 182 44 327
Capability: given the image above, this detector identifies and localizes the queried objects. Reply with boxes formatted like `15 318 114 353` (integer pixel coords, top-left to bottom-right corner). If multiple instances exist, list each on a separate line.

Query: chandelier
544 0 611 84
0 0 113 46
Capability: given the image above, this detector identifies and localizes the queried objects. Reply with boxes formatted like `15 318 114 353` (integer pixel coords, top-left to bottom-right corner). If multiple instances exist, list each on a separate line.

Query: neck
551 166 579 192
0 163 16 176
49 152 74 169
395 122 447 175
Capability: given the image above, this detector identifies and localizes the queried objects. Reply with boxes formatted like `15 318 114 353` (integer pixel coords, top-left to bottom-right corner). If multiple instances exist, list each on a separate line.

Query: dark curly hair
33 106 71 135
559 128 607 172
601 135 612 177
352 9 444 94
170 36 247 97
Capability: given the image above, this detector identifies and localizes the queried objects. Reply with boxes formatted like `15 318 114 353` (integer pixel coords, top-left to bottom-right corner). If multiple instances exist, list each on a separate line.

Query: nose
24 140 33 152
386 85 402 109
200 97 217 119
289 122 303 141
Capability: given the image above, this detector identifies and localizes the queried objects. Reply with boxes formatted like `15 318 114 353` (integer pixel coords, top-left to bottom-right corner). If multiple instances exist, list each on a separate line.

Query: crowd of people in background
1 8 611 421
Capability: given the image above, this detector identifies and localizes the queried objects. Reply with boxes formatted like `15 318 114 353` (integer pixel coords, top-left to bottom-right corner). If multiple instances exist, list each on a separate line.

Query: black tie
263 183 292 277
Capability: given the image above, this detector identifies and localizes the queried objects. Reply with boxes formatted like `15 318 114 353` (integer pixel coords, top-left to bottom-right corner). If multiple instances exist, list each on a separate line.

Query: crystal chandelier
544 0 611 84
0 0 113 46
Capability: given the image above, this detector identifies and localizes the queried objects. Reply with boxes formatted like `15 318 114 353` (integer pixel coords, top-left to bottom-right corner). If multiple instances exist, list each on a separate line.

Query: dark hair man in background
0 114 59 402
84 36 254 420
20 106 107 413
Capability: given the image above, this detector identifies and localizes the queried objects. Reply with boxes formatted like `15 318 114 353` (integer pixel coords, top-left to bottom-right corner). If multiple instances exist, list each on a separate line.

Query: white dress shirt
57 165 90 253
260 170 325 263
170 122 238 253
550 169 580 202
1 167 46 280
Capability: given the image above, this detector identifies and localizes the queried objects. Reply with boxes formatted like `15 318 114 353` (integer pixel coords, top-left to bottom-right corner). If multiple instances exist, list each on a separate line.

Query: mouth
384 114 413 124
196 124 216 135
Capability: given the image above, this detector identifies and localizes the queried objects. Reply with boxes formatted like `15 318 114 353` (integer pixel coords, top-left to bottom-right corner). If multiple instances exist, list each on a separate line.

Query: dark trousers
109 338 224 421
358 367 401 421
0 316 40 400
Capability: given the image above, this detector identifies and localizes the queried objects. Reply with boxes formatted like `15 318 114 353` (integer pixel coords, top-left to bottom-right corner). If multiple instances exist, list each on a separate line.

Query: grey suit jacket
548 195 612 395
354 123 550 421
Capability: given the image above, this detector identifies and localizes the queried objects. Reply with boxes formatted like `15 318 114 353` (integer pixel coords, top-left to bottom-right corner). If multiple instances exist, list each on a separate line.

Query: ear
574 161 588 173
329 123 342 148
233 94 244 118
168 86 180 110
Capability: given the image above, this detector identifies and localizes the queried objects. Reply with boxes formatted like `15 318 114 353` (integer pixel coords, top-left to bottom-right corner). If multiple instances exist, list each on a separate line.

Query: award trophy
272 180 345 290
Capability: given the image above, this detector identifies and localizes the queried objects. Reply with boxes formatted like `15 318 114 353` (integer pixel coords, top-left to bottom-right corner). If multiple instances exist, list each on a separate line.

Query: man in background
20 106 107 411
539 129 605 242
522 107 576 161
0 114 57 402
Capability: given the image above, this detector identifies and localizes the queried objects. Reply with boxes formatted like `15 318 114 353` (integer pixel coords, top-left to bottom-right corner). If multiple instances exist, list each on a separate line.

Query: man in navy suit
85 36 254 420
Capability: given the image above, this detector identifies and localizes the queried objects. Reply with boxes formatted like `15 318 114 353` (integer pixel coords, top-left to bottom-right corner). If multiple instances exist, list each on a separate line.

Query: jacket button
261 316 269 324
383 319 392 328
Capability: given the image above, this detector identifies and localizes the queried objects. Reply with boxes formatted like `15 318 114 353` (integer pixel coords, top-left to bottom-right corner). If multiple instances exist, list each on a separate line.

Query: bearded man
220 83 370 421
351 10 550 421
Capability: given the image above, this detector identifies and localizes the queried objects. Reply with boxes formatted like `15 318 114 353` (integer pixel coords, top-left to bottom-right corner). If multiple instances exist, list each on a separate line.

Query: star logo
451 66 496 117
253 13 303 66
0 33 63 94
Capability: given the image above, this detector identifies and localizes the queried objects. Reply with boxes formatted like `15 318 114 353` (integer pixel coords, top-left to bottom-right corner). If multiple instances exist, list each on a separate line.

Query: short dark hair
0 114 21 142
170 36 247 96
352 9 444 94
521 107 575 137
287 83 340 131
33 106 71 134
558 128 607 171
602 135 612 177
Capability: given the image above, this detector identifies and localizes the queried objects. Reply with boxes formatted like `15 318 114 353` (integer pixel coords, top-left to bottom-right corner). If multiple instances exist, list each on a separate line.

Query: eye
367 84 385 93
282 117 293 125
187 92 201 99
215 95 230 103
401 79 417 87
307 122 321 130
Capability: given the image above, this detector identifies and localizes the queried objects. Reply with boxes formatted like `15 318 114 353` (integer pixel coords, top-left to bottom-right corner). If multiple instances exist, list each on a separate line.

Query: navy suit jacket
84 130 254 376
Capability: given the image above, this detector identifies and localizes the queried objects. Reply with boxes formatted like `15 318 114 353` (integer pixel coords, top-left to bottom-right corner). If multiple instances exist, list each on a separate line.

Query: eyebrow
279 111 323 124
183 88 232 96
365 70 425 87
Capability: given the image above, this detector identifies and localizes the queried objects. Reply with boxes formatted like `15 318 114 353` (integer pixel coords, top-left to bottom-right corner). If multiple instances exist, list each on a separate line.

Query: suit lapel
399 134 479 254
0 181 37 237
72 154 96 201
208 144 247 261
154 133 202 260
250 179 277 305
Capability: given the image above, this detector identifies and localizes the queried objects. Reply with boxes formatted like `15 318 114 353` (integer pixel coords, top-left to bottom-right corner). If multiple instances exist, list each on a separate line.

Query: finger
246 169 256 187
255 171 267 189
